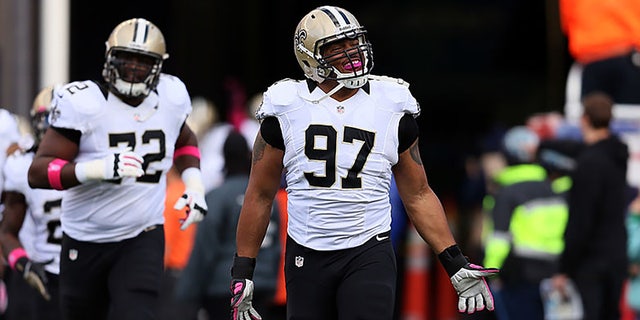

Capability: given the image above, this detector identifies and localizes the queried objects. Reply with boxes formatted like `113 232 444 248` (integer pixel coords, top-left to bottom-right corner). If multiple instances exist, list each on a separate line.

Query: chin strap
299 82 345 104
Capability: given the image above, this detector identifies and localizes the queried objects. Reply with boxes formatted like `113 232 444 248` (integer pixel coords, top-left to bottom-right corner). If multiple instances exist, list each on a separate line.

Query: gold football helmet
102 18 169 99
31 86 54 145
294 6 373 89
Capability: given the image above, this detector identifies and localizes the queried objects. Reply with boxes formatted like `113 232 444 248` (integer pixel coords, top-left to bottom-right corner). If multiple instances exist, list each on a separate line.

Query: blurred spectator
224 78 260 147
197 93 255 193
627 195 640 318
239 92 261 148
186 96 217 139
176 131 280 319
552 92 629 320
198 112 233 192
560 0 640 104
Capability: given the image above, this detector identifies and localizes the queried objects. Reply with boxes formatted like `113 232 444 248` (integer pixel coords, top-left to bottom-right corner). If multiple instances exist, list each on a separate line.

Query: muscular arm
235 132 284 258
0 191 27 255
392 139 456 254
28 127 80 189
172 123 200 172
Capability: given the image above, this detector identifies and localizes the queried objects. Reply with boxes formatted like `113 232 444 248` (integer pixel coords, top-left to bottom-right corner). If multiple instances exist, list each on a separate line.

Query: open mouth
343 60 362 71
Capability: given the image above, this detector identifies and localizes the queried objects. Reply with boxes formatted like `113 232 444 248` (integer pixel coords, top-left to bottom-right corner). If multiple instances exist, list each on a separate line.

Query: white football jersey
0 109 21 200
50 75 192 242
257 77 420 250
4 151 62 274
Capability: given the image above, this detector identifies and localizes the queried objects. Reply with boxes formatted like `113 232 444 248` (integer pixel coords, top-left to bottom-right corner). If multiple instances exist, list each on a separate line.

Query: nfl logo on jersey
68 249 78 261
336 105 345 114
295 256 304 267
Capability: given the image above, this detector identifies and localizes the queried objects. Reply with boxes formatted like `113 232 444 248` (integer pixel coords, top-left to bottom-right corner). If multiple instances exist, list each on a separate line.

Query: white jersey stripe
133 19 149 44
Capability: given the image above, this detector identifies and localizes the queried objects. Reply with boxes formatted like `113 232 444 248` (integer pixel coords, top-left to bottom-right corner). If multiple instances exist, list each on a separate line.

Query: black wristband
231 255 256 280
437 244 469 277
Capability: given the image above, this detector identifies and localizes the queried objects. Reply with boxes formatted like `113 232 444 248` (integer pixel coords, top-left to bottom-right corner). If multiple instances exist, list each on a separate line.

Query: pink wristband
173 146 201 160
7 248 27 270
47 158 69 190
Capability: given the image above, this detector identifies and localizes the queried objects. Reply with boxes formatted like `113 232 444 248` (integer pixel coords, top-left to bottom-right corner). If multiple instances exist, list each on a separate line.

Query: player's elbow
27 163 47 189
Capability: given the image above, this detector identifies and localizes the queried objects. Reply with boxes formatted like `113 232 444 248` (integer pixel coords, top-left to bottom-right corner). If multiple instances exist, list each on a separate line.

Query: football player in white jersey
231 6 499 320
27 18 206 320
0 109 23 319
0 108 21 208
1 86 62 320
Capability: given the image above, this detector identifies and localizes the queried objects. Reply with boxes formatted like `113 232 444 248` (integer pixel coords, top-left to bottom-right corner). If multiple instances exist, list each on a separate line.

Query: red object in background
224 77 248 131
402 224 431 320
433 263 459 320
621 280 637 320
273 189 289 306
526 112 565 139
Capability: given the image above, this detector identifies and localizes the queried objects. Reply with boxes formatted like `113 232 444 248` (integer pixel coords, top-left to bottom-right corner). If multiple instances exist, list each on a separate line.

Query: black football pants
285 232 397 320
59 227 164 320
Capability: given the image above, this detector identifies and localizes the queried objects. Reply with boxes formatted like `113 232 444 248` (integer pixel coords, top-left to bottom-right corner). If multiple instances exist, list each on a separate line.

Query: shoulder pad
5 142 22 157
157 74 190 106
56 81 104 115
266 78 301 103
256 79 304 119
368 75 410 88
368 76 420 116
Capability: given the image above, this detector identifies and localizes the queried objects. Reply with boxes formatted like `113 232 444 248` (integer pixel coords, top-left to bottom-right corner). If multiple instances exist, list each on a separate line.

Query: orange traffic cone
273 188 288 307
402 223 431 320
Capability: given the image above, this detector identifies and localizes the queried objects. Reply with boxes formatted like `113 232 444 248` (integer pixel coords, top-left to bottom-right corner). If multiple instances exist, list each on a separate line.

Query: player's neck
318 80 358 102
113 91 145 107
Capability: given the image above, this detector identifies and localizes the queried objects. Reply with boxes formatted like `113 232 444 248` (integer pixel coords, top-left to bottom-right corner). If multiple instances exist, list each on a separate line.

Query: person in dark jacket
552 91 629 320
175 131 281 319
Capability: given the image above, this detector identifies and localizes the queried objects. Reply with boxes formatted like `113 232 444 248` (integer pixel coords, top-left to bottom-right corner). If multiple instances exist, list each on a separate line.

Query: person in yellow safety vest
484 136 584 320
480 126 544 319
481 126 546 237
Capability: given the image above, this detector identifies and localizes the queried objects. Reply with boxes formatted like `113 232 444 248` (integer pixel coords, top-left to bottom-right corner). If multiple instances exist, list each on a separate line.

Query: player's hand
109 149 145 179
75 147 144 182
230 279 262 320
15 257 51 301
174 187 207 230
450 263 499 314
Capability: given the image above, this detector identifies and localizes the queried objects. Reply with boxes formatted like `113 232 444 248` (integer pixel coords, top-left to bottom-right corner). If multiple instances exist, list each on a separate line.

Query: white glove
174 167 207 230
450 263 499 314
230 279 262 320
75 148 144 182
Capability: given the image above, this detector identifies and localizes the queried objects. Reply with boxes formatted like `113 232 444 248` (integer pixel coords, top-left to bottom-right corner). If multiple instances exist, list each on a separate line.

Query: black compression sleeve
260 117 285 150
51 126 81 145
398 114 419 153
